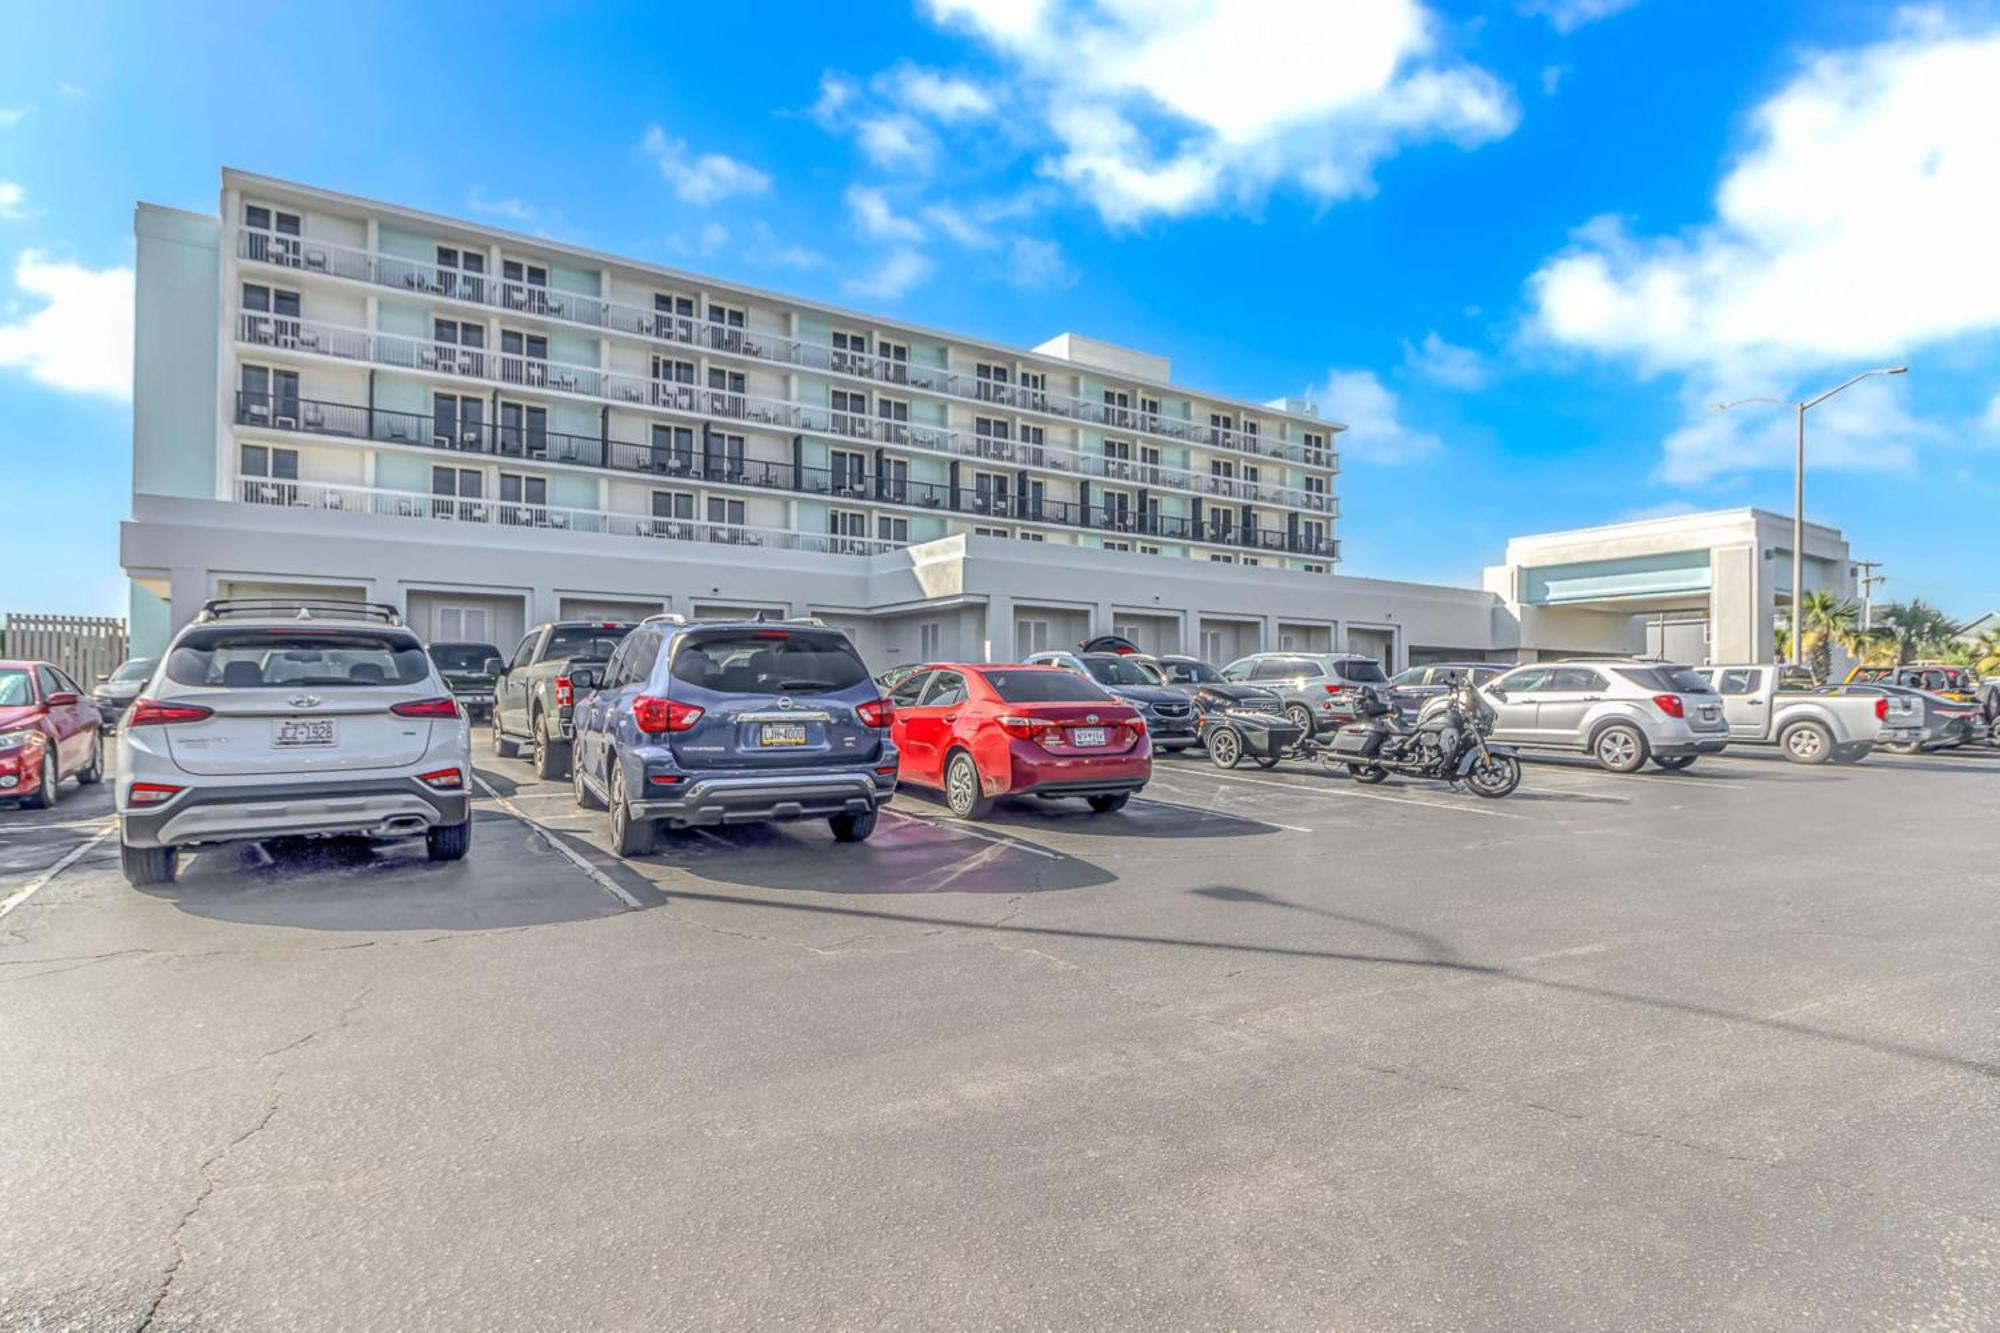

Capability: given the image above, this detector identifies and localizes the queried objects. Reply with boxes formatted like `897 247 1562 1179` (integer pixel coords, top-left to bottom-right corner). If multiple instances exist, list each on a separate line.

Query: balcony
238 226 1340 470
235 315 1336 514
234 391 1340 560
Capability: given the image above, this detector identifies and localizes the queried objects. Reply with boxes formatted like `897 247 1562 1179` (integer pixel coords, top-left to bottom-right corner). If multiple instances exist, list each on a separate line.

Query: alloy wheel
1597 729 1640 770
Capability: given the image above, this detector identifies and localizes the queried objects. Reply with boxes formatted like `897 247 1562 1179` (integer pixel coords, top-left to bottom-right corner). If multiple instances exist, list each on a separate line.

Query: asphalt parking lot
4 739 1998 1330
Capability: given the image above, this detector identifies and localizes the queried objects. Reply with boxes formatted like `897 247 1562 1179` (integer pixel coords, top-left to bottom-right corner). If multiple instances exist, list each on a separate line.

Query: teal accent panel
793 376 829 407
909 515 947 542
548 329 598 368
549 474 598 509
1158 495 1191 518
910 398 945 424
1525 550 1713 604
795 314 831 345
909 340 947 368
133 206 221 499
800 439 829 469
794 499 827 532
376 299 431 338
377 226 437 261
374 374 429 415
129 582 172 657
551 402 597 438
374 449 434 493
908 456 946 485
548 262 598 298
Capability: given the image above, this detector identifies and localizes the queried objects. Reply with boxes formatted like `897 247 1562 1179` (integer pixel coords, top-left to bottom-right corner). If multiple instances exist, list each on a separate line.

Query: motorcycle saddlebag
1329 725 1385 758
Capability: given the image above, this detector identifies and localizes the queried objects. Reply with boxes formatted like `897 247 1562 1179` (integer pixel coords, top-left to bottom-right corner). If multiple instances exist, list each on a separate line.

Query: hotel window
502 259 551 315
877 516 909 543
1210 413 1235 449
1210 458 1236 483
879 339 910 384
1019 369 1046 408
1018 530 1045 542
1139 494 1161 533
1138 443 1161 481
830 449 868 495
1242 464 1260 491
651 490 695 531
1302 519 1328 553
1209 553 1236 564
829 508 868 552
651 356 696 409
1019 423 1045 465
1102 490 1133 530
434 318 487 376
500 329 548 386
973 526 1010 538
1139 396 1160 427
240 283 302 347
1242 557 1261 568
433 393 485 449
973 471 1012 515
1302 431 1328 466
831 329 869 374
431 465 484 520
975 362 1011 402
498 472 548 511
502 258 548 287
877 396 910 442
974 416 1011 459
1103 438 1133 480
708 432 747 481
830 389 869 435
708 497 746 526
707 304 746 352
1021 477 1045 520
1302 562 1328 574
879 456 909 503
919 621 942 659
498 402 547 458
1208 507 1235 540
437 246 486 299
1138 543 1162 556
651 424 696 473
240 443 299 481
1103 540 1131 552
1103 389 1132 426
706 367 746 417
1242 420 1260 450
653 292 696 342
238 364 299 425
1304 474 1328 502
243 204 302 264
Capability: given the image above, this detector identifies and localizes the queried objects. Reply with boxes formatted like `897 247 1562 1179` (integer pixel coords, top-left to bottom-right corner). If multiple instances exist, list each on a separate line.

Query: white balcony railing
232 477 897 556
239 226 1340 471
235 314 1336 513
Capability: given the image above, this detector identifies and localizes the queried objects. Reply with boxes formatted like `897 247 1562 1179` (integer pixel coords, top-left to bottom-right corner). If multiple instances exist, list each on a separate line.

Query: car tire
1349 764 1388 784
492 712 519 759
1592 723 1649 774
75 730 104 786
1254 755 1281 769
532 715 569 781
1208 727 1243 769
572 749 605 810
22 748 59 809
944 750 994 820
1284 704 1315 737
609 770 655 858
426 820 472 861
1086 793 1130 814
1652 755 1696 771
1779 720 1833 765
829 810 877 842
120 842 176 887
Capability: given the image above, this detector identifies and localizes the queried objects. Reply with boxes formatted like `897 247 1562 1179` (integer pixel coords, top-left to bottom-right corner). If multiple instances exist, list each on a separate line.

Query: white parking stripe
0 827 115 922
883 809 1064 859
471 774 641 909
1131 796 1313 834
1520 761 1722 791
1148 765 1530 820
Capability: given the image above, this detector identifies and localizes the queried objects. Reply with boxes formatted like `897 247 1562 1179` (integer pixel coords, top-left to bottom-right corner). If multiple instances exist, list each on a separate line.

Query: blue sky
2 0 1996 620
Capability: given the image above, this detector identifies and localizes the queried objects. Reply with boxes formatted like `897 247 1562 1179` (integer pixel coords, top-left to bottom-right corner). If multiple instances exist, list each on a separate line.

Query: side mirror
47 691 80 708
568 665 602 691
483 657 505 676
1487 686 1507 702
95 674 110 685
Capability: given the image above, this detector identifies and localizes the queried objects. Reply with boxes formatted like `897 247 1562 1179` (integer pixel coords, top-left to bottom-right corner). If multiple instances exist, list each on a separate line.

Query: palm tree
1798 590 1859 683
1773 625 1791 662
1876 600 1961 664
1970 630 2000 676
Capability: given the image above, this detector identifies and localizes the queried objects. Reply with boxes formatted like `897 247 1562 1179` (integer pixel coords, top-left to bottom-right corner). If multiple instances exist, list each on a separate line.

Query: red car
0 660 106 809
887 663 1151 819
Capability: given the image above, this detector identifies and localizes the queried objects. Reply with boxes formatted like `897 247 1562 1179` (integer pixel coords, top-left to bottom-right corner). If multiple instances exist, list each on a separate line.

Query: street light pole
1713 366 1908 671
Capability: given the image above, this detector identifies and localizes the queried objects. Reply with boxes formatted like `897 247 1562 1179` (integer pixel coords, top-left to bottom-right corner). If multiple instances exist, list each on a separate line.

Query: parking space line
1519 761 1725 791
0 827 115 922
1130 795 1314 834
1148 766 1530 820
471 773 642 910
883 809 1064 859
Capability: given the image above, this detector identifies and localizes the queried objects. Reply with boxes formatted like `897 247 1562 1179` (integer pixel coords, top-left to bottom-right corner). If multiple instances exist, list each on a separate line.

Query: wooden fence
2 614 130 686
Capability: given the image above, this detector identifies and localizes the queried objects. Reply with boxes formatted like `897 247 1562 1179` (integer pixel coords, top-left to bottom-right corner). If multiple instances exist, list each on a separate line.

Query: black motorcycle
1326 681 1522 798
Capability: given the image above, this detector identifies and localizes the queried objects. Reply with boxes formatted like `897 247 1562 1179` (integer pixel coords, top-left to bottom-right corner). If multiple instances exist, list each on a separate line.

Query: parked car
1386 662 1505 722
114 598 472 886
875 662 926 693
570 618 896 853
1025 650 1198 750
887 663 1149 818
1693 664 1921 763
1843 663 1980 705
489 620 636 779
90 657 159 729
1218 653 1391 736
1 660 105 809
1820 682 1986 752
427 641 504 720
1479 660 1729 772
1153 654 1285 716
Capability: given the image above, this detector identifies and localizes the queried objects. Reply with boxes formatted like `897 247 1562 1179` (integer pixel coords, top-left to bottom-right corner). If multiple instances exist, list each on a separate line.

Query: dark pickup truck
427 641 503 720
489 621 636 778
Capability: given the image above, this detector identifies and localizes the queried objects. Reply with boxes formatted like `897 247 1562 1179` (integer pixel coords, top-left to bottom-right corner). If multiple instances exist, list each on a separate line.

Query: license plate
1071 727 1108 747
275 718 336 747
759 722 807 747
1701 706 1718 720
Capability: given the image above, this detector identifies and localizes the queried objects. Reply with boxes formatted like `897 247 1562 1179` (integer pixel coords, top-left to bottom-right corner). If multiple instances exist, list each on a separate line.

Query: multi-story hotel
122 170 1853 669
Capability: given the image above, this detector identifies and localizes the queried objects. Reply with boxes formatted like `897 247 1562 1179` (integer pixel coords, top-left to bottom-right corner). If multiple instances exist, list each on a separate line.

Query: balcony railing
235 392 1339 559
235 315 1335 513
239 225 1340 470
232 477 897 555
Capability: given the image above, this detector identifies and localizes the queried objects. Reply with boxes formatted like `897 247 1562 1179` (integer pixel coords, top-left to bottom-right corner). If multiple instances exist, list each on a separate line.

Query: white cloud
0 181 29 221
745 221 828 272
813 72 858 124
1985 391 2000 432
1657 376 1931 485
924 0 1517 225
1006 236 1076 290
1518 0 1640 31
920 202 996 247
846 185 925 242
640 126 772 205
0 108 28 129
1540 64 1568 95
0 252 134 399
1316 369 1442 465
465 186 537 224
856 114 936 172
843 249 935 302
1401 330 1488 388
879 64 997 121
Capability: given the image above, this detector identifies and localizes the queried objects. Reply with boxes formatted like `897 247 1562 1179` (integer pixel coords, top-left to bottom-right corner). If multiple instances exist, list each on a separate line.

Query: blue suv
569 618 897 856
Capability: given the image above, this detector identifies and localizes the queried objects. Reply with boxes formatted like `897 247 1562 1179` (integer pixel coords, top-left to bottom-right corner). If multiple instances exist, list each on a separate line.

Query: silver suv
1218 653 1390 736
1479 660 1729 772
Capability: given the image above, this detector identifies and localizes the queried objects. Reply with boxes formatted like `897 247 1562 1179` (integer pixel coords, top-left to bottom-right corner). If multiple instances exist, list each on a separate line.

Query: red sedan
887 663 1150 819
0 660 106 809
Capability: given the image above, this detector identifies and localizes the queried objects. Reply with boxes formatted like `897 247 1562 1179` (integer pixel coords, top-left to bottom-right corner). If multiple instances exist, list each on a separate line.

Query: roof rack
196 597 404 626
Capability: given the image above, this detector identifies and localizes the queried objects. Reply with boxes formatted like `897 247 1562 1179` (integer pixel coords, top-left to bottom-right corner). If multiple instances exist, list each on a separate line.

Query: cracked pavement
0 737 1996 1329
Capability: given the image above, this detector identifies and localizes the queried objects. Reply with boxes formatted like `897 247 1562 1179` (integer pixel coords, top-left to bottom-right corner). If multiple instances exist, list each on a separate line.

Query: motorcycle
1326 681 1522 798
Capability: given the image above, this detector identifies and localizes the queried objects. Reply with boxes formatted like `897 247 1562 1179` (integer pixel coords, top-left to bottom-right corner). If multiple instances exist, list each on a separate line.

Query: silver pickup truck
1692 664 1924 763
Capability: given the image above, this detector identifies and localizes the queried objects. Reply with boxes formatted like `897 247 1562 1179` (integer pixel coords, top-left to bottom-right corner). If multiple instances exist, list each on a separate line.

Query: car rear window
668 632 868 695
165 631 432 688
110 658 158 683
546 625 633 662
1614 666 1714 693
982 669 1113 703
0 668 30 706
429 643 501 672
1083 657 1160 687
1342 660 1389 684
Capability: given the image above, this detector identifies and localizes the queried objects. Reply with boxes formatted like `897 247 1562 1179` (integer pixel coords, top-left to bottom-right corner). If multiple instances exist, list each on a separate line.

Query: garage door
1346 627 1397 671
559 597 663 621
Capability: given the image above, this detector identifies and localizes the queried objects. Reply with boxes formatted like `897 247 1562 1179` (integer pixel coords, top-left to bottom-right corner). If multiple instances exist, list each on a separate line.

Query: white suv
1479 659 1731 772
116 599 473 886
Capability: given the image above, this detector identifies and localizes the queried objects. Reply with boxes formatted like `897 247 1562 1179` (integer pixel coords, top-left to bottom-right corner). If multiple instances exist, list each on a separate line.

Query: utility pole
1854 561 1885 631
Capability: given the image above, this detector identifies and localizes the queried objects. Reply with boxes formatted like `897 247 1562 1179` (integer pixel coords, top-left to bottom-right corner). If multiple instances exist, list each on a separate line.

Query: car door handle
1581 696 1603 702
1747 700 1764 706
941 714 959 723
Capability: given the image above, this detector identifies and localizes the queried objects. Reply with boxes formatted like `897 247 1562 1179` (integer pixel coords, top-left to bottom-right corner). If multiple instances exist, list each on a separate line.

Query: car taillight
418 767 464 789
554 676 573 708
998 715 1060 744
1324 684 1343 694
1652 694 1685 719
634 695 703 733
127 782 185 805
855 698 894 728
391 697 461 718
1875 697 1889 721
125 699 214 726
